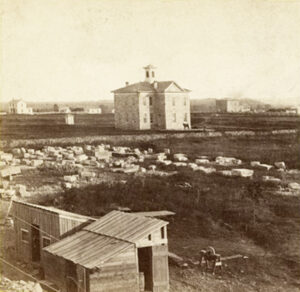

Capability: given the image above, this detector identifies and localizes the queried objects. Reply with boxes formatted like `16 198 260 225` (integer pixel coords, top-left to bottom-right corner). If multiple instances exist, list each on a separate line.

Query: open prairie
0 113 299 140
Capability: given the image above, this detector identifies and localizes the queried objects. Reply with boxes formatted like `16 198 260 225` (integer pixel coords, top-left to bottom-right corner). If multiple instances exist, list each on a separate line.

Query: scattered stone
250 161 261 167
274 162 286 169
31 160 43 167
215 156 242 166
0 166 21 178
195 158 210 164
288 182 300 190
197 166 216 174
218 170 233 177
232 168 254 178
262 176 281 183
64 175 78 182
76 154 88 162
174 153 188 162
148 165 157 171
0 153 13 162
173 162 187 167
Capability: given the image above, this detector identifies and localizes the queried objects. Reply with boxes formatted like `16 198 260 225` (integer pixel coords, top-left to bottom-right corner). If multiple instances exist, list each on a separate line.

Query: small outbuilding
65 113 74 125
42 210 169 292
11 201 94 265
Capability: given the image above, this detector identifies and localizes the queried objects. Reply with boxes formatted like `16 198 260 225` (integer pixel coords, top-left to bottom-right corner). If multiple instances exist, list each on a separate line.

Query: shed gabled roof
84 210 168 243
43 230 133 269
12 200 94 222
112 81 189 94
43 211 168 269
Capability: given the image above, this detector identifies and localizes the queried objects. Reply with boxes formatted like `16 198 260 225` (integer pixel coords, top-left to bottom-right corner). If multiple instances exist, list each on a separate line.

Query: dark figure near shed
200 246 222 274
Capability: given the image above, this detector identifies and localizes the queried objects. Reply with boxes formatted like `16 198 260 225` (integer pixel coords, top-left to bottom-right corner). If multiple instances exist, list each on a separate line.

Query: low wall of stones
0 129 297 149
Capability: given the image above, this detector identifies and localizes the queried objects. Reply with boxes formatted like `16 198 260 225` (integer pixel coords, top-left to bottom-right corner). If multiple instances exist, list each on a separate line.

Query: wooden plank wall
42 251 67 291
152 245 169 292
12 202 89 264
89 245 139 292
12 203 61 263
136 226 168 248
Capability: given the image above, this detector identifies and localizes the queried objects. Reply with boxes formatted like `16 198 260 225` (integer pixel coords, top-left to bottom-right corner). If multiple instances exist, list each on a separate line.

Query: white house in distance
112 65 191 130
87 107 102 114
8 99 33 114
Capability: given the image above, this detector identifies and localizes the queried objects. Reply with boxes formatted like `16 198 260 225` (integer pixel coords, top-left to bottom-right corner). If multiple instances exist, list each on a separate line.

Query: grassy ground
0 113 299 140
26 133 300 291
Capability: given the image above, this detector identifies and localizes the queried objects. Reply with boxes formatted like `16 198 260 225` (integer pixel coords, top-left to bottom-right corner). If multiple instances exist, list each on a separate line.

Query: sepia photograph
0 0 300 291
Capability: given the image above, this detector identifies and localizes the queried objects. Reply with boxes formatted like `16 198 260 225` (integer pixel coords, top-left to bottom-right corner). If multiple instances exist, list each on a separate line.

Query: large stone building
112 65 191 130
216 99 241 113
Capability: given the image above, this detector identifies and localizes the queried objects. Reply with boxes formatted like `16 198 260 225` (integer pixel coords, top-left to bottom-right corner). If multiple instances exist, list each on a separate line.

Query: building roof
143 64 156 69
12 200 94 223
43 230 132 269
84 210 168 243
112 81 190 94
43 211 168 269
9 99 25 104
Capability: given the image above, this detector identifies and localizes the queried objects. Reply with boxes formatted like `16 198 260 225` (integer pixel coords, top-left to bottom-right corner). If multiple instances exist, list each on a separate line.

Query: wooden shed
42 210 169 292
11 200 94 264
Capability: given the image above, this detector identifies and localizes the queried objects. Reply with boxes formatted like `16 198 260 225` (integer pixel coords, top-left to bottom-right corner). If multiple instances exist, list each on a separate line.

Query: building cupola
143 64 156 83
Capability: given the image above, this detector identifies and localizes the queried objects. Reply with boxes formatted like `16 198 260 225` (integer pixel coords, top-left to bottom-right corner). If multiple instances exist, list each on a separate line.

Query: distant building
8 99 33 114
59 106 71 113
112 65 191 130
65 113 74 125
87 107 102 114
216 99 240 113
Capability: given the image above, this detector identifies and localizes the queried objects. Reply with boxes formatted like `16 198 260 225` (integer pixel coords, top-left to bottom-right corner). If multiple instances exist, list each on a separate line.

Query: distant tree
53 104 59 112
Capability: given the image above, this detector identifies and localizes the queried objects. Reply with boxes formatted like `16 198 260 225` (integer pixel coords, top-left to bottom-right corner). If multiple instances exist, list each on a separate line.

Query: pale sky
1 0 300 105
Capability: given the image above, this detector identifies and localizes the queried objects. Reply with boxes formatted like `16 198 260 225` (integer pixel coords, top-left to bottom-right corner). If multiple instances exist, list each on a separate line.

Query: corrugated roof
43 230 132 269
84 210 168 243
43 211 168 269
112 81 189 94
12 201 94 222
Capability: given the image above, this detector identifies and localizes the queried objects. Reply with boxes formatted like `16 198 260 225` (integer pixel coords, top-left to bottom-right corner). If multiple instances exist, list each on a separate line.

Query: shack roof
43 230 132 269
84 210 168 243
12 200 94 222
43 211 168 269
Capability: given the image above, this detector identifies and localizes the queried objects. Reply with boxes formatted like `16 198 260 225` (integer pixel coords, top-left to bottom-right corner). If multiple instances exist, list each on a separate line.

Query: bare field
0 113 299 140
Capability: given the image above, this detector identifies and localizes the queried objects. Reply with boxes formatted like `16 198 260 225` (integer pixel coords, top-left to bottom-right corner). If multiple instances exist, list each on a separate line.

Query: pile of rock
0 277 43 292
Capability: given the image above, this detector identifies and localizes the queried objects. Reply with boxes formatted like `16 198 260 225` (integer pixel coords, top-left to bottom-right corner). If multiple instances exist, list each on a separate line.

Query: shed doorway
138 247 153 291
66 261 78 292
31 224 40 262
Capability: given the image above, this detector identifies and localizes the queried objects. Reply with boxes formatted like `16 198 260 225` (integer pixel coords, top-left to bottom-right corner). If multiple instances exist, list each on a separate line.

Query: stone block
232 168 254 178
31 160 43 167
274 162 286 169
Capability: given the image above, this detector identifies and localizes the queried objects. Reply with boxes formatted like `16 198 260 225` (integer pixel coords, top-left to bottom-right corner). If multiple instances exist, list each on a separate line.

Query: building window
148 234 152 241
146 71 149 78
172 113 176 122
152 71 155 78
144 113 148 123
161 227 165 239
21 229 29 243
150 113 153 123
149 96 153 106
184 113 188 122
42 236 51 248
184 97 187 106
172 97 176 106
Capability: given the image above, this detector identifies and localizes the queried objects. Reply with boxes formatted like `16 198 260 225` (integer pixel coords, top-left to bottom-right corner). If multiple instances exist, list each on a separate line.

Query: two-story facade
112 65 191 130
9 99 33 114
